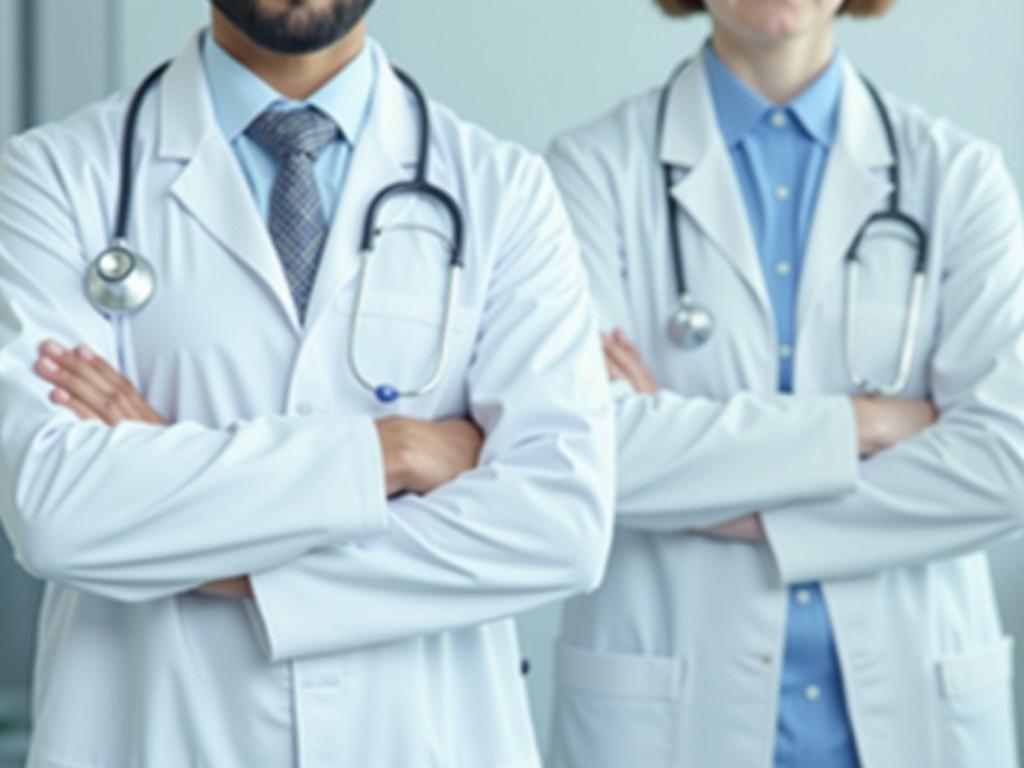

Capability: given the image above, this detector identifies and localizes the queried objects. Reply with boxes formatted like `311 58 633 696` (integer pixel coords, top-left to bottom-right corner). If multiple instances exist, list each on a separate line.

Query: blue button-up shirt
704 46 860 768
201 31 375 224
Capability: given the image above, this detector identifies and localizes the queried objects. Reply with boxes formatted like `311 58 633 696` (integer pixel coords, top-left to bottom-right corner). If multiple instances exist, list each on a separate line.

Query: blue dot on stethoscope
375 384 400 404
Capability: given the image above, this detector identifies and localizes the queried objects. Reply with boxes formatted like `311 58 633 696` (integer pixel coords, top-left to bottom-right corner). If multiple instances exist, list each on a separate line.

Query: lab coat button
295 401 314 416
805 684 821 701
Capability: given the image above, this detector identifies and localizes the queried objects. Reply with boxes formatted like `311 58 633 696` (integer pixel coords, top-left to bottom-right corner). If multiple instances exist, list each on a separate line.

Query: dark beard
210 0 375 54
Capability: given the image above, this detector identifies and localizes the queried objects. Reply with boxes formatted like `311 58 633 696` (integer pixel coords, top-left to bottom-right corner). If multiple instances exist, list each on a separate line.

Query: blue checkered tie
246 107 340 323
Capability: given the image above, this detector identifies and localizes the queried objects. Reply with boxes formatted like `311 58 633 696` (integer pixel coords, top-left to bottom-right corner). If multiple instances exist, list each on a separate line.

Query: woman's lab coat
0 36 615 768
546 54 1024 768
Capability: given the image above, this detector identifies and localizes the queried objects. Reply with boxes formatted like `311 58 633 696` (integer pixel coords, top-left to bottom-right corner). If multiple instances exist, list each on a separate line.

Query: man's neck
711 23 834 106
211 10 366 101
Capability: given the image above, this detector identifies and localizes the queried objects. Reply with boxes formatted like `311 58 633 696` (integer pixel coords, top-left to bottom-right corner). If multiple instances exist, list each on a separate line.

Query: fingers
35 339 165 425
50 388 102 422
35 341 118 421
610 329 645 367
601 331 657 394
603 353 631 382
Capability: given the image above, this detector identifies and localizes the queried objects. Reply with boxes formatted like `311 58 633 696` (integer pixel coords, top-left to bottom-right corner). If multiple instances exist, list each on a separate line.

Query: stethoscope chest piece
667 294 714 350
84 240 157 318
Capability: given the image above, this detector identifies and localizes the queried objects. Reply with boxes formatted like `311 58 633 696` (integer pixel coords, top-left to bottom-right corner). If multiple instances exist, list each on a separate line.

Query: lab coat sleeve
544 133 859 532
248 150 616 661
0 131 390 603
762 146 1024 584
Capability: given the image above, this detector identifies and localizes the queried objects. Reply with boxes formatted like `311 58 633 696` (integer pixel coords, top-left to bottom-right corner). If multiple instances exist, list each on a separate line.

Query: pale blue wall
3 0 1023 760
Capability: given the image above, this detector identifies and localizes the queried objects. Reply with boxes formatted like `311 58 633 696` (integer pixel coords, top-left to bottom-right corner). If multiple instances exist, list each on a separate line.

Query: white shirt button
805 684 821 702
795 589 812 605
295 402 314 416
771 110 787 128
779 345 793 360
775 185 791 201
775 261 792 278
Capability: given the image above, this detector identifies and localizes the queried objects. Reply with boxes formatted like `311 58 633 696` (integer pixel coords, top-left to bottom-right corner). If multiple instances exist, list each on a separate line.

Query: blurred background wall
1 1 1022 764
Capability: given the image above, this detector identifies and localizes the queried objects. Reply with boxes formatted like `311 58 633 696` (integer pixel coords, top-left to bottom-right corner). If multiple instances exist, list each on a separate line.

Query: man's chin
211 0 375 55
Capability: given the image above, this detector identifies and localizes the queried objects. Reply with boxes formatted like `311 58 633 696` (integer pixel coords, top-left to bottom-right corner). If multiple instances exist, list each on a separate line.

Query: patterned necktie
246 107 340 324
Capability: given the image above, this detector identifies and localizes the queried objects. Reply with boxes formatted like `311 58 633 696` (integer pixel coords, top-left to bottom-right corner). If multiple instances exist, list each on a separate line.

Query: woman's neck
711 24 835 105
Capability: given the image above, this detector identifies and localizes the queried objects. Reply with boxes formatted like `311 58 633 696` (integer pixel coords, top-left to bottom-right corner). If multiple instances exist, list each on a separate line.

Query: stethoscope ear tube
360 180 465 268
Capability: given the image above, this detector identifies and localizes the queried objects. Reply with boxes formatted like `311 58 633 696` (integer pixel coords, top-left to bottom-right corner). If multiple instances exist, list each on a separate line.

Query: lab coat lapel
302 44 420 330
159 36 300 331
796 63 894 332
661 57 771 323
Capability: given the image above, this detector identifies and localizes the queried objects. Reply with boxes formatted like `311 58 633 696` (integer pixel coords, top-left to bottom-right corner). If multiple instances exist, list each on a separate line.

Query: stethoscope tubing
90 59 465 405
657 56 929 395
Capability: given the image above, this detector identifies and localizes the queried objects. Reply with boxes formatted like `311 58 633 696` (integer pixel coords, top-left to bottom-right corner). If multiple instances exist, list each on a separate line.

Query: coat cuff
248 415 389 660
762 397 859 585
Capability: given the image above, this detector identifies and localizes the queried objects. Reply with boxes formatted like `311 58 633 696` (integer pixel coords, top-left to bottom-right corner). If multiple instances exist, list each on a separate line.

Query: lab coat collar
659 55 772 323
658 55 892 181
156 34 419 333
658 54 895 339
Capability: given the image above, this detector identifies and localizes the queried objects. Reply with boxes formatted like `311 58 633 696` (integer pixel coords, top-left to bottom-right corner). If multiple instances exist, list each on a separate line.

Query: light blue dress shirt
201 31 375 225
704 47 860 768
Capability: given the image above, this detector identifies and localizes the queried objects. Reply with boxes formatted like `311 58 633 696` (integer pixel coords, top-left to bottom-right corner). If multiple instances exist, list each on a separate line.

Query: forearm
613 386 859 531
763 410 1024 583
0 378 388 602
249 419 614 660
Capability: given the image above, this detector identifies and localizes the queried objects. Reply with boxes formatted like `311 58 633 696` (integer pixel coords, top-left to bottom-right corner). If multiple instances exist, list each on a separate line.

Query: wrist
851 396 881 456
376 417 417 495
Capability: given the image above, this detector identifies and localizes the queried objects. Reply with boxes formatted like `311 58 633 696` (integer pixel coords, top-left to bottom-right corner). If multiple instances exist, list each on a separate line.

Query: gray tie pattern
246 107 340 323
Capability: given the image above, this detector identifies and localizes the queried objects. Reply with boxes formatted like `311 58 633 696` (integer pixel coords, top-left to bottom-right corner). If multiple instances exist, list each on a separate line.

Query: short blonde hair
656 0 895 17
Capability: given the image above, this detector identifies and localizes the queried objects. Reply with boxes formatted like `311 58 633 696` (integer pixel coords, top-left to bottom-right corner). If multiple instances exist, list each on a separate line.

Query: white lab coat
546 54 1024 768
0 35 615 768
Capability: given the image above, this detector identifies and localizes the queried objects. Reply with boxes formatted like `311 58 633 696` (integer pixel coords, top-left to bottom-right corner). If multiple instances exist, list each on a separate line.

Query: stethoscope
85 61 465 405
657 61 928 396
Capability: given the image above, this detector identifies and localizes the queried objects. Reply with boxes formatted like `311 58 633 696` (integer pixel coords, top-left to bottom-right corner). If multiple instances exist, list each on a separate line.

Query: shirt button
771 110 787 128
295 402 314 416
779 345 793 360
805 684 821 702
775 185 791 201
795 588 812 605
775 261 792 278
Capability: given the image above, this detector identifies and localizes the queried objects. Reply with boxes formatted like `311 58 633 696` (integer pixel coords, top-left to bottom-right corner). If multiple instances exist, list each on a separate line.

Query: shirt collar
201 29 375 145
702 43 843 148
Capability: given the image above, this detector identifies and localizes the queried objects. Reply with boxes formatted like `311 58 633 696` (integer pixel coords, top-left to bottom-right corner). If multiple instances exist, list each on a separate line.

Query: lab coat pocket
346 291 479 409
934 637 1017 768
549 644 684 768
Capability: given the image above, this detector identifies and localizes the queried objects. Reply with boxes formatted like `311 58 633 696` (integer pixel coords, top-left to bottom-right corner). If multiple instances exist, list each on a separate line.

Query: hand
376 417 483 496
197 577 253 600
851 396 937 457
33 340 165 426
702 513 766 542
602 329 657 395
34 341 250 598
